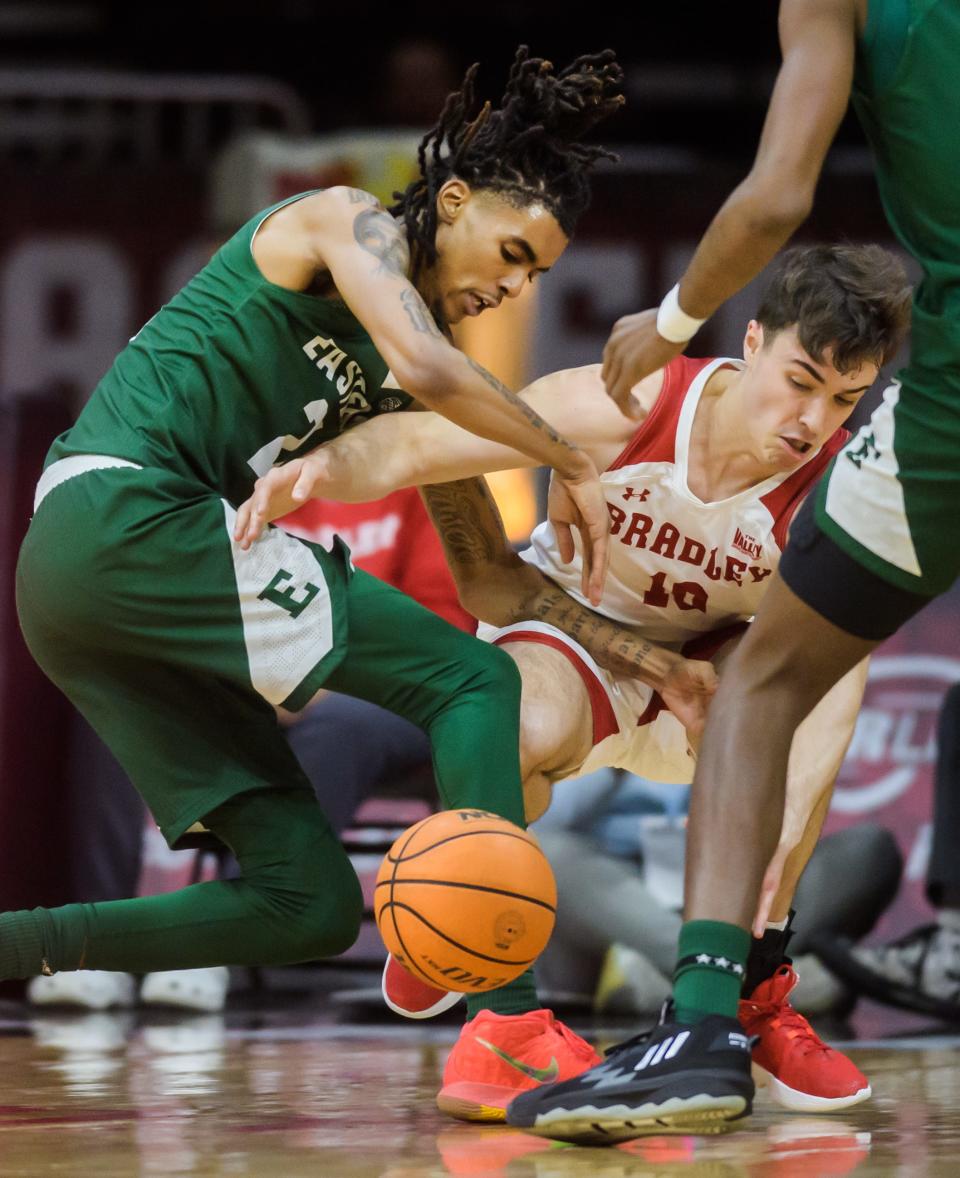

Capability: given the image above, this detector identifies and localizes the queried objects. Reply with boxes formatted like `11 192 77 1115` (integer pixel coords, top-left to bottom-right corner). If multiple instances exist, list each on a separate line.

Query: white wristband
656 284 707 344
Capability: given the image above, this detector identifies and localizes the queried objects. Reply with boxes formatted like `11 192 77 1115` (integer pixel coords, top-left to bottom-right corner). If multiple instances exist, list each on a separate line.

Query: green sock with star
673 919 751 1025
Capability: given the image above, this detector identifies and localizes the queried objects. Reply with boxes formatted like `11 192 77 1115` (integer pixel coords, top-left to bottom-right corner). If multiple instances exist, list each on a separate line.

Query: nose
498 270 526 299
797 397 828 438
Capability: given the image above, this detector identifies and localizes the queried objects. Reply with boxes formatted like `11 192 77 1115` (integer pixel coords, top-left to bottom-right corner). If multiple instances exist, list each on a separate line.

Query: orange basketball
374 808 557 992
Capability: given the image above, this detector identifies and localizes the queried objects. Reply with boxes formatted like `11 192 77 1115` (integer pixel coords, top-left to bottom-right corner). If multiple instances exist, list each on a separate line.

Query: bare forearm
506 581 679 691
676 182 807 320
418 351 589 480
309 426 404 502
781 658 868 833
419 479 675 689
676 0 856 321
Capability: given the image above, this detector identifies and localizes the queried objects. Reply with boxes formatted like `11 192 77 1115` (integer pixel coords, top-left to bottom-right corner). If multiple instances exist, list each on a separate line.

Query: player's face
741 322 879 470
428 182 569 324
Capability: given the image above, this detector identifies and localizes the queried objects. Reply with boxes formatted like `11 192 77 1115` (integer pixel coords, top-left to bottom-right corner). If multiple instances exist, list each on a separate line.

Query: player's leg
9 465 363 981
499 640 595 821
0 785 362 979
504 522 919 1142
322 569 527 825
322 576 602 1118
680 514 926 1008
0 622 364 978
439 639 602 1119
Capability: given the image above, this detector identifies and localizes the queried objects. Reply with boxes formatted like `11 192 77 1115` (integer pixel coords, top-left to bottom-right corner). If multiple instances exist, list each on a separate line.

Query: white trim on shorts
220 500 336 707
824 381 922 577
34 455 143 512
476 619 694 784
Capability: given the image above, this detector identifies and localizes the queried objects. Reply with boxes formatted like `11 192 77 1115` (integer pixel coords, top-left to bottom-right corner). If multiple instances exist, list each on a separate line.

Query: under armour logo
622 486 651 502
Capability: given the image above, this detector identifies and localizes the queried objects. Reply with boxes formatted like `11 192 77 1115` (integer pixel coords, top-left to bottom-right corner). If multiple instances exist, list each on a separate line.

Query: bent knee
473 640 523 699
258 863 363 963
245 834 364 963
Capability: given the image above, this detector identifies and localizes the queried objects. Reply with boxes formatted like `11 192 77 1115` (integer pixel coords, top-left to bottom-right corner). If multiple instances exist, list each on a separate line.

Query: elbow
460 561 542 628
457 576 512 628
389 348 453 406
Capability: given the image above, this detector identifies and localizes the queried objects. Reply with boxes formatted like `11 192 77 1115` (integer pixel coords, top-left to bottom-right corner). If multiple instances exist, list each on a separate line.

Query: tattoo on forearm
421 473 664 684
420 479 506 566
353 206 409 278
510 583 659 680
464 357 574 452
400 287 444 338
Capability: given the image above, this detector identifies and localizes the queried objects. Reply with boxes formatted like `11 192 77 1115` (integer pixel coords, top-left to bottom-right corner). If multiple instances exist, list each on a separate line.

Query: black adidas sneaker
505 1003 755 1145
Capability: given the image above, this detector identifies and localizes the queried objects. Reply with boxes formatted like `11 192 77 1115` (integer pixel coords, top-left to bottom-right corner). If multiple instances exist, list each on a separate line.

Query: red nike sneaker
382 953 463 1019
437 1009 601 1122
740 965 871 1112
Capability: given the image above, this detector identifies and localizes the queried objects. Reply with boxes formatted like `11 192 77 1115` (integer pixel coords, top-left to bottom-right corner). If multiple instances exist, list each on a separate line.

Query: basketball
374 808 557 992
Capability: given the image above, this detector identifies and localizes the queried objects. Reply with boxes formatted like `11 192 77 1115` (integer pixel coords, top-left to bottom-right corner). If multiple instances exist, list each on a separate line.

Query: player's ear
436 178 472 225
743 319 765 363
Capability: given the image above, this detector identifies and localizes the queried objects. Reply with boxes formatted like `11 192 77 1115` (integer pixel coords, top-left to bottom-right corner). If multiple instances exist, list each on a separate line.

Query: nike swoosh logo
475 1036 560 1082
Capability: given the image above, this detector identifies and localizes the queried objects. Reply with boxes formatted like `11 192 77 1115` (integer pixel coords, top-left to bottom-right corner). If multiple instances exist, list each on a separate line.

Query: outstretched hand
602 308 685 416
547 465 610 607
233 451 331 550
658 656 719 752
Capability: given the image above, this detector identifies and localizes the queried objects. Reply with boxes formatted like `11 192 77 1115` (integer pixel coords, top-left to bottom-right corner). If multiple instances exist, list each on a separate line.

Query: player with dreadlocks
9 49 623 1045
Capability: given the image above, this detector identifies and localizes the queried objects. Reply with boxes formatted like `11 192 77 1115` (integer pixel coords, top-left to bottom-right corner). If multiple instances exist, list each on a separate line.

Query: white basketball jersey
524 355 849 646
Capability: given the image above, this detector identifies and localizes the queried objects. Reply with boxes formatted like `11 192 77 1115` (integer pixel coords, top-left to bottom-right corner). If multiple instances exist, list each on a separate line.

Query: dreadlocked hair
391 46 624 281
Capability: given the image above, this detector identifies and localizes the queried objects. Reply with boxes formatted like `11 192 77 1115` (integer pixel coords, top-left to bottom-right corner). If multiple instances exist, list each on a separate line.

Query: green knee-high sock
673 919 751 1025
0 789 361 980
0 873 356 979
466 968 539 1019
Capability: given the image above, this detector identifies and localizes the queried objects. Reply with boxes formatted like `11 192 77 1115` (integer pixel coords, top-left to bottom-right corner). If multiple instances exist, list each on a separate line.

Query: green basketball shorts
17 457 351 846
816 368 960 597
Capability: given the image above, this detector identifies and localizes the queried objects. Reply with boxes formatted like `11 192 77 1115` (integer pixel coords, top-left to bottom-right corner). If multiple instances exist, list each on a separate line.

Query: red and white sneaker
437 1008 601 1122
740 965 871 1112
382 954 463 1019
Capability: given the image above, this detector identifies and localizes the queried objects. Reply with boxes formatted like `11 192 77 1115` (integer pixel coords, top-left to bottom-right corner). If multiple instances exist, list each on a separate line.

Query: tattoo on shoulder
421 480 504 566
353 206 409 278
400 288 444 339
346 188 379 205
464 357 572 452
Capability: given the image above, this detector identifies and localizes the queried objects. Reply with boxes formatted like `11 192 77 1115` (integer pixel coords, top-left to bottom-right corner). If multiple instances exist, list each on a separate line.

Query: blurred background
0 0 956 987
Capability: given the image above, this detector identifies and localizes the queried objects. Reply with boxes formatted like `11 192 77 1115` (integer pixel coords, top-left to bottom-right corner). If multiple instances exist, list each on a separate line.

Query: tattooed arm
419 477 718 728
250 186 589 472
240 186 609 602
251 365 636 504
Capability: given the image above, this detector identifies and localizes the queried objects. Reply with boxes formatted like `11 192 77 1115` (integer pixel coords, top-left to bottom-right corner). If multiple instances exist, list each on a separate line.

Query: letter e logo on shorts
258 568 321 620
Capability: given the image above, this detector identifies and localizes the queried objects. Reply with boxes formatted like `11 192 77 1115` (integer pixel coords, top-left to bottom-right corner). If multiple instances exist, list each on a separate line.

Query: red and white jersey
524 355 850 645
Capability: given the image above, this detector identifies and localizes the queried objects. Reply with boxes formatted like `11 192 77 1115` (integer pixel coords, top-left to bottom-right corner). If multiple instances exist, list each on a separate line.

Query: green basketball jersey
50 192 412 505
852 0 960 371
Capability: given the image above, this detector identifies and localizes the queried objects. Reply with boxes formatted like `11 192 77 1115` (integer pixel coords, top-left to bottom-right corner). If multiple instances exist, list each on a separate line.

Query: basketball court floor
1 973 958 1177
